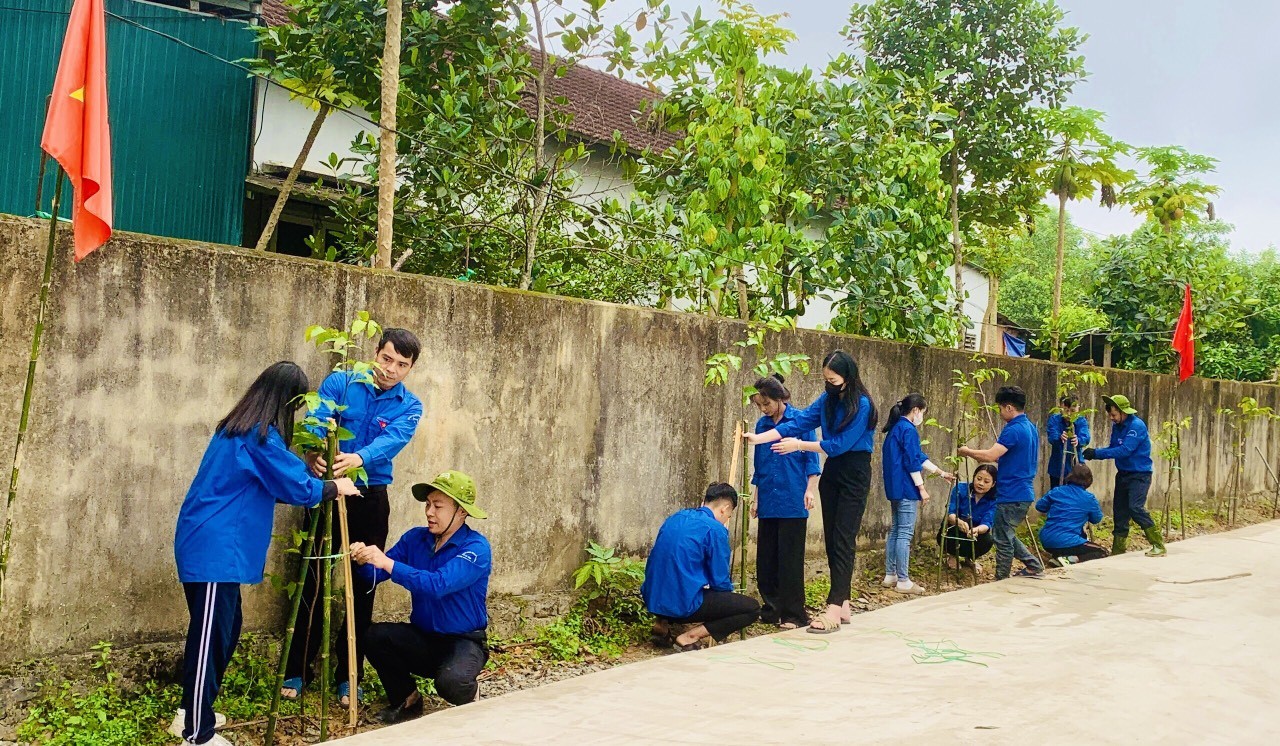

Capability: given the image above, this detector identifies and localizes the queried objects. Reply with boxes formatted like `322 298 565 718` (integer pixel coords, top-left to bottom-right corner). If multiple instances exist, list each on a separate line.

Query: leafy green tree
1040 106 1132 358
1122 145 1220 233
852 0 1086 330
998 212 1093 329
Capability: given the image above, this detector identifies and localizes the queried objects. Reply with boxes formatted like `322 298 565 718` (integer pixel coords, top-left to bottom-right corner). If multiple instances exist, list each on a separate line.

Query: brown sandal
807 613 841 634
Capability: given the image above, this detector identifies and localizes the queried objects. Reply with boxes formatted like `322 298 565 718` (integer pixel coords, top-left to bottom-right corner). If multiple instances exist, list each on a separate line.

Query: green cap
411 470 487 519
1103 394 1138 416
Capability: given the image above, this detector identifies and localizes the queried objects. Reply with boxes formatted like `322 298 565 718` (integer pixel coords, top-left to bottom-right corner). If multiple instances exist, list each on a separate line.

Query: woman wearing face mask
938 464 999 571
881 394 955 595
748 374 820 630
745 351 877 634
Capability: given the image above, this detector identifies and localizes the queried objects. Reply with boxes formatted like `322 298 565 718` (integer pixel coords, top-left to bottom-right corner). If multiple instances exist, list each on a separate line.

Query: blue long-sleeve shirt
1035 485 1104 550
357 524 491 635
882 418 929 501
175 426 327 584
309 370 422 485
947 482 997 530
752 405 821 519
1091 414 1153 473
641 507 732 619
1046 413 1091 479
776 392 874 458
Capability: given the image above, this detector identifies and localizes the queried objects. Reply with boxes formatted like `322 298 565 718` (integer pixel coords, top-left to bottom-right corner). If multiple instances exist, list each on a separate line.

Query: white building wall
251 81 377 179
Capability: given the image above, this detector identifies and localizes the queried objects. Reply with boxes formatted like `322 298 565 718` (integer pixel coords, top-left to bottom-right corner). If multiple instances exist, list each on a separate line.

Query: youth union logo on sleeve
459 551 479 564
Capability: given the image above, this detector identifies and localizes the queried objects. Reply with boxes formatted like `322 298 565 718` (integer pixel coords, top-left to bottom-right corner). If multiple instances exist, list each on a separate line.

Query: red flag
1172 283 1195 381
41 0 113 261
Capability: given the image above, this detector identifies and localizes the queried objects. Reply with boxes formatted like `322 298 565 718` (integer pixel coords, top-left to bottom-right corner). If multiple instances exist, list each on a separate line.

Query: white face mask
909 410 926 426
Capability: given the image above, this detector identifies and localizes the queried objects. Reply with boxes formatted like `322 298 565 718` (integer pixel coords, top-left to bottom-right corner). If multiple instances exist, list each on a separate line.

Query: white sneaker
881 575 896 588
894 580 926 595
168 709 227 739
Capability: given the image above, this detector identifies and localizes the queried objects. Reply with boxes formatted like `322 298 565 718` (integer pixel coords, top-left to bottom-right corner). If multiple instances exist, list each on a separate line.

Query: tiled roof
258 0 677 152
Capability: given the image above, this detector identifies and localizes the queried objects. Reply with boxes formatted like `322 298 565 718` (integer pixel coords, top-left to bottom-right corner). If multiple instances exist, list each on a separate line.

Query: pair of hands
308 451 364 478
1059 433 1079 446
750 490 816 518
743 431 807 455
349 541 392 572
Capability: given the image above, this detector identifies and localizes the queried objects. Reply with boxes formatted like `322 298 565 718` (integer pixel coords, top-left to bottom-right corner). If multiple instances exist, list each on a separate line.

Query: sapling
1216 397 1277 526
1155 417 1191 539
266 311 381 744
1050 369 1107 485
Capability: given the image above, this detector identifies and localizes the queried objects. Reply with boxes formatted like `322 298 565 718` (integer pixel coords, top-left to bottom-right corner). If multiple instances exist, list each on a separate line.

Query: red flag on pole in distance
40 0 113 261
1171 283 1195 381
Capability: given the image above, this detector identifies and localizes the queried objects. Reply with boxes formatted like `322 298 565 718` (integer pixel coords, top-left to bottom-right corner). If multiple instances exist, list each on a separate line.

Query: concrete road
336 522 1280 745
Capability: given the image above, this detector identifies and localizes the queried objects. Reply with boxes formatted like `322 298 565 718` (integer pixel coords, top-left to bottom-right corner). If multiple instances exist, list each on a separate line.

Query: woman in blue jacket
881 394 954 595
746 351 877 634
1035 464 1108 566
172 362 358 746
749 374 821 629
938 464 998 569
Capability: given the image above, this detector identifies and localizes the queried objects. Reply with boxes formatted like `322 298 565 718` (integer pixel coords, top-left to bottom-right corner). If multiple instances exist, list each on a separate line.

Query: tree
998 211 1093 329
1122 145 1220 233
1040 106 1131 358
852 0 1086 331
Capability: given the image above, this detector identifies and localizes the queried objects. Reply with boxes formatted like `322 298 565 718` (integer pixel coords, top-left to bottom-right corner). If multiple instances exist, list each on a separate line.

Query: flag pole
0 168 65 609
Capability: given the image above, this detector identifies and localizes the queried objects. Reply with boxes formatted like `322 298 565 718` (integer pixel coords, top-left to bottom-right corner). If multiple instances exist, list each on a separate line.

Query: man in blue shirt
349 470 491 724
1035 464 1108 566
1046 395 1091 487
958 386 1045 580
286 328 424 703
1083 394 1165 557
642 483 761 651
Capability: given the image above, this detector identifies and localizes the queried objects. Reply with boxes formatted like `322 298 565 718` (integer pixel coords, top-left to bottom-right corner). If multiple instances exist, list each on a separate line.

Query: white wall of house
251 81 376 179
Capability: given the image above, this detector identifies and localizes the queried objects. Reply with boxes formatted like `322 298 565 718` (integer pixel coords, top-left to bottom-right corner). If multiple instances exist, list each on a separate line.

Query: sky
582 0 1280 254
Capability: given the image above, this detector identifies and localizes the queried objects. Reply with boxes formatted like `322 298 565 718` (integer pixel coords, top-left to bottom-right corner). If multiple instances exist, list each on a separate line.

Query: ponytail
881 392 928 433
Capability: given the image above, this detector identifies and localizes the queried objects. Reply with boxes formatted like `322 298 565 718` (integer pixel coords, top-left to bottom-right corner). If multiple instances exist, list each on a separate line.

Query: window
963 331 978 351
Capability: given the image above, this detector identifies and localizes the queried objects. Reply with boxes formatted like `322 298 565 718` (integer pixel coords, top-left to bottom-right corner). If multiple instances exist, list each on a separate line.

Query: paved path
337 522 1280 745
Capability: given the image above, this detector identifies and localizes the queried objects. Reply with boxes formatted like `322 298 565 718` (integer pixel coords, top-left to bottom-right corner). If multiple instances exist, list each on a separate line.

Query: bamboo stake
1254 446 1280 520
319 499 334 741
0 169 64 611
1176 430 1186 541
738 419 750 641
336 472 358 725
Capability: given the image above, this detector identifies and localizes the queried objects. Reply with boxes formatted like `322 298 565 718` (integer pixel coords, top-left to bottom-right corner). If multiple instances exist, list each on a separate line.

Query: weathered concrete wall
1 214 1277 663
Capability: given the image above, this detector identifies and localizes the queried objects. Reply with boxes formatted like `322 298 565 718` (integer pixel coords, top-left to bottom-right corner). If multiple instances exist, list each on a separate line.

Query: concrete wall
1 214 1277 663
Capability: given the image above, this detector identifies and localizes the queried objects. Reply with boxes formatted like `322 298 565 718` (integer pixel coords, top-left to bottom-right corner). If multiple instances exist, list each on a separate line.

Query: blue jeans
993 502 1044 580
885 499 919 581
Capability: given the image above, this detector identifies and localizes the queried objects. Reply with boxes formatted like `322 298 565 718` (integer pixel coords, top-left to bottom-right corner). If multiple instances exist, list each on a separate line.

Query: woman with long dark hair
748 374 820 629
172 362 358 746
746 351 877 634
938 464 998 570
881 394 954 595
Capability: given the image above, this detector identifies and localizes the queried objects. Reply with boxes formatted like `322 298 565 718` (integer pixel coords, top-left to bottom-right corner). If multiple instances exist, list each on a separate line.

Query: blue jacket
310 371 423 486
357 523 491 635
752 405 821 519
776 392 874 458
882 418 928 502
995 414 1039 504
947 482 997 530
1092 414 1153 473
641 507 732 619
1046 413 1091 479
1035 485 1104 550
175 426 327 584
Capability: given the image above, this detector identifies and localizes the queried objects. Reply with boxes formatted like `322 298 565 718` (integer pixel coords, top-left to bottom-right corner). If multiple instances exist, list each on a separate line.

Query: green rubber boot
1112 535 1128 555
1143 525 1167 557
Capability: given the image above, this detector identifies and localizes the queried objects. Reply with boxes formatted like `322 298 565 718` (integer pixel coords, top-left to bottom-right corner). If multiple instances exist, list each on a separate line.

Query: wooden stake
337 494 357 727
1176 430 1186 541
266 506 323 745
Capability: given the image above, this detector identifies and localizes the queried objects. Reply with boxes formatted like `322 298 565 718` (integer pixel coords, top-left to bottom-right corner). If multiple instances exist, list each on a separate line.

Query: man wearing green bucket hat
1082 395 1166 557
348 470 491 724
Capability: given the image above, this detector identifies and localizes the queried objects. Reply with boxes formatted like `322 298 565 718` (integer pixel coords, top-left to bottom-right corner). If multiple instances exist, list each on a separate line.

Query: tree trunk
949 149 965 343
981 272 1000 354
520 0 551 291
732 67 748 320
1051 190 1067 360
254 104 329 253
374 0 403 269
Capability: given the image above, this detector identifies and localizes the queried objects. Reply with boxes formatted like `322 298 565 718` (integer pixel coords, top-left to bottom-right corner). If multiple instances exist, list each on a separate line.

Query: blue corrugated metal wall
0 0 256 245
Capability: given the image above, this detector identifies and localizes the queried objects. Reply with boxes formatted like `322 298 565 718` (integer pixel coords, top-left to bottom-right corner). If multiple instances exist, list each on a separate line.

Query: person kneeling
349 471 490 725
1035 465 1108 566
642 483 761 651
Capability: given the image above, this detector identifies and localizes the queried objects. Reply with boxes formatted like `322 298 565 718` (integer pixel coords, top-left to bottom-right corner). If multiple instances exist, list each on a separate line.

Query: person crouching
642 483 761 651
348 470 490 725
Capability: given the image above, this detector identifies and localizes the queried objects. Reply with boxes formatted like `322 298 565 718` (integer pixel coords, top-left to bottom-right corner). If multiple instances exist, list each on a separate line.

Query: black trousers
286 484 390 685
664 590 760 642
1049 542 1109 563
180 582 242 744
937 525 994 559
1113 471 1155 536
819 451 871 607
364 622 488 706
756 517 808 625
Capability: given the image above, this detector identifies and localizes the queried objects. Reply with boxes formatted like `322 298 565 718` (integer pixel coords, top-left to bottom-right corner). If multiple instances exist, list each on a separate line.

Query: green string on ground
870 628 1004 667
772 638 829 653
707 654 796 671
